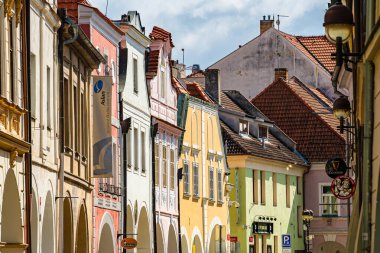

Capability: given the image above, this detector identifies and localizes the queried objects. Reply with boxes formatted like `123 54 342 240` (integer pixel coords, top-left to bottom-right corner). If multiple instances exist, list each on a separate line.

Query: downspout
362 61 374 253
177 163 182 253
119 92 127 253
151 122 158 253
201 108 208 253
24 0 32 251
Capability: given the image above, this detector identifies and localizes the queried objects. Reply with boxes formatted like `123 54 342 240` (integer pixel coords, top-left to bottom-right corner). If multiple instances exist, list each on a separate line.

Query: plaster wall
209 28 333 100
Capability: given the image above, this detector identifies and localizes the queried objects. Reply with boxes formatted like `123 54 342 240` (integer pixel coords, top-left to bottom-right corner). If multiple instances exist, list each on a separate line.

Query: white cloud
88 0 328 67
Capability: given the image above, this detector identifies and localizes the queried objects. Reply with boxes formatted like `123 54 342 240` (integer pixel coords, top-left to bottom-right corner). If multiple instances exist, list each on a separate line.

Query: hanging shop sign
251 222 273 234
331 176 356 199
121 238 138 249
325 157 347 179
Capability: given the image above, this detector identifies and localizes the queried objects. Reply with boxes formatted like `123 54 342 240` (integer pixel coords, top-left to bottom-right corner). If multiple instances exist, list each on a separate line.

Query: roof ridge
220 119 248 154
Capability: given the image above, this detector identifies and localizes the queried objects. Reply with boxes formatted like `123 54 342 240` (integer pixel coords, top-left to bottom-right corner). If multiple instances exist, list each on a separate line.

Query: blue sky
91 0 330 70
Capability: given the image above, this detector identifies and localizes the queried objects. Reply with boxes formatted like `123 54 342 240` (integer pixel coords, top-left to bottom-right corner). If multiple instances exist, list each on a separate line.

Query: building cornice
125 25 151 47
31 0 60 30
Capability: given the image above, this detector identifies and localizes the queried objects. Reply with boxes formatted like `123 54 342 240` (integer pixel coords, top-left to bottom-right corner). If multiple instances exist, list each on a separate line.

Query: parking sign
282 234 291 248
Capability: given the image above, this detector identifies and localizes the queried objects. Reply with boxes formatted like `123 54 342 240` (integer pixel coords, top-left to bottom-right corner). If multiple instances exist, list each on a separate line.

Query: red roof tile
186 70 205 78
251 77 345 162
149 26 174 47
146 50 160 80
172 77 188 95
184 81 214 103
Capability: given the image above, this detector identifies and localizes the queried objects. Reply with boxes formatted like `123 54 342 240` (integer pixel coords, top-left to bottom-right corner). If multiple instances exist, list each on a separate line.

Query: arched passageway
314 241 347 253
31 191 38 253
75 204 88 253
127 205 134 235
98 223 115 253
156 224 165 253
181 235 189 253
208 225 225 253
64 197 73 253
1 170 23 244
192 235 203 253
167 225 177 253
137 207 151 252
41 191 54 253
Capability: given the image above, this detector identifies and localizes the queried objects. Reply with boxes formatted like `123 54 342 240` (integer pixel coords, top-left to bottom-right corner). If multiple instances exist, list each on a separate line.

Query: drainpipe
362 61 374 253
119 92 127 253
201 109 208 253
151 122 158 253
24 0 32 251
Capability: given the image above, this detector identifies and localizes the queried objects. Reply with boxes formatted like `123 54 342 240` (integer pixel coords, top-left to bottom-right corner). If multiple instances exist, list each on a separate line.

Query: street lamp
302 209 314 253
333 96 354 134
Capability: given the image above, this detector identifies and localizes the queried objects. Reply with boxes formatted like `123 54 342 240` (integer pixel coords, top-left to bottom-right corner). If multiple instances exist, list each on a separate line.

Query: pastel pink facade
148 26 181 253
78 4 123 253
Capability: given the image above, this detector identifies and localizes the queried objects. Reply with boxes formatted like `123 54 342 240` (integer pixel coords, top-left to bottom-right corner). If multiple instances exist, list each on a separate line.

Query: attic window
258 125 268 140
239 120 249 136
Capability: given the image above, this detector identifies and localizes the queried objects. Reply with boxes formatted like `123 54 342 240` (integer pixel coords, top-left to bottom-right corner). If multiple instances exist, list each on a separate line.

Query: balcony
99 183 122 196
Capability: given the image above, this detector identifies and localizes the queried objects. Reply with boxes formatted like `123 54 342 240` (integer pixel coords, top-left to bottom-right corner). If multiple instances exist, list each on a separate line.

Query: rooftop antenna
181 48 185 65
276 15 289 31
105 0 109 16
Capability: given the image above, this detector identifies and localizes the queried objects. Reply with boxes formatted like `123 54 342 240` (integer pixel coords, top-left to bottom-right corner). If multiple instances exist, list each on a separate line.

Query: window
162 145 167 187
239 119 249 135
193 162 199 196
297 205 303 237
9 18 15 102
273 173 277 206
30 54 36 117
297 176 302 195
46 66 51 128
81 92 86 156
104 54 110 75
209 167 214 200
253 170 258 204
154 143 159 185
258 125 268 140
133 57 138 93
64 78 71 147
286 175 290 208
321 185 338 216
170 149 175 190
141 131 146 173
96 47 101 73
217 170 223 202
74 84 79 151
183 162 189 195
127 131 132 168
161 70 165 98
261 171 266 205
134 128 138 171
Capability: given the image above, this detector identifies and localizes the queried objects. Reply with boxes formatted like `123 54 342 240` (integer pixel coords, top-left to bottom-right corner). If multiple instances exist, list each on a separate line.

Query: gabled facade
252 72 348 253
203 70 308 253
208 18 335 100
177 81 229 253
0 0 30 251
147 26 181 253
29 0 60 252
114 13 153 253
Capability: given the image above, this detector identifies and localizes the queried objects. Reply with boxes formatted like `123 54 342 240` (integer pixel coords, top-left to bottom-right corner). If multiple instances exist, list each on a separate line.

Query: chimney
274 68 288 81
205 69 221 105
260 15 274 35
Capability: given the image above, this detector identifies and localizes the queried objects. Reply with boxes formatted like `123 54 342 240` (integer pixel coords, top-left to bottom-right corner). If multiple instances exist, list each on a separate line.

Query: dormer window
258 125 268 140
239 119 249 136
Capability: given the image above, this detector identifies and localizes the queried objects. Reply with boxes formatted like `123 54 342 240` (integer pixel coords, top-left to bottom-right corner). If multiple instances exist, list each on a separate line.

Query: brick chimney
260 15 274 35
274 68 288 81
205 69 221 105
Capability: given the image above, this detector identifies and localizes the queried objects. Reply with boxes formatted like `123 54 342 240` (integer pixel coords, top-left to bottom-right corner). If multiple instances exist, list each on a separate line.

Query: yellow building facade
178 94 229 253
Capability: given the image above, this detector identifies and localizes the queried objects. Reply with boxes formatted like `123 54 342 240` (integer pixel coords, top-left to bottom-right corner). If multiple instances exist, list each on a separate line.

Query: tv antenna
276 15 289 31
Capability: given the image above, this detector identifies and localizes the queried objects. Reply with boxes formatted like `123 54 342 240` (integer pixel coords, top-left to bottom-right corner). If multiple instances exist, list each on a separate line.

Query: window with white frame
239 119 249 135
209 167 214 200
193 162 199 196
133 57 138 93
183 161 189 195
161 70 165 99
141 131 146 174
134 128 138 171
258 125 268 140
170 149 175 190
154 142 159 185
321 185 338 216
162 145 167 187
217 169 223 202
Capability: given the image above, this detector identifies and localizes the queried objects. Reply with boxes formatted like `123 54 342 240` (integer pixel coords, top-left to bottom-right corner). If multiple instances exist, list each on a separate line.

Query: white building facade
29 0 60 252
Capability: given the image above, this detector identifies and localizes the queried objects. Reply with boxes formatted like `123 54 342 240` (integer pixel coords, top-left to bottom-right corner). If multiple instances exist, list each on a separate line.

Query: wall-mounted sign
121 238 137 249
252 222 273 234
325 157 347 179
230 236 238 243
331 176 356 199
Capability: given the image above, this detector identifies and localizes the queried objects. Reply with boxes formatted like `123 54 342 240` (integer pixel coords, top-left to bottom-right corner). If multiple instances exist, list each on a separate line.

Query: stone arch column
167 224 178 253
41 191 54 253
75 204 88 253
63 196 73 253
156 223 165 253
137 206 150 252
31 190 39 253
98 213 116 253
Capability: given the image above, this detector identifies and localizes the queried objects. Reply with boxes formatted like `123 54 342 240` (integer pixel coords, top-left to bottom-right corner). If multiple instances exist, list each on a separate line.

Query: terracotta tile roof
58 0 124 35
280 31 335 73
251 77 345 162
296 36 335 73
184 81 213 103
220 92 246 114
146 50 160 80
149 26 174 47
172 77 188 95
221 120 306 165
186 70 205 78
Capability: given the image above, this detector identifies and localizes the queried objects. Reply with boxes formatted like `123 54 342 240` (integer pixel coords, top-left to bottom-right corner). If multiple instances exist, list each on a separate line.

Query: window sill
192 194 200 200
217 200 224 206
183 193 191 198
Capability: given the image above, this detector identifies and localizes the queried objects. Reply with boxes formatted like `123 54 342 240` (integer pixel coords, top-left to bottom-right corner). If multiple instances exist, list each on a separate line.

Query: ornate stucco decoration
10 149 18 168
15 0 22 25
4 0 15 19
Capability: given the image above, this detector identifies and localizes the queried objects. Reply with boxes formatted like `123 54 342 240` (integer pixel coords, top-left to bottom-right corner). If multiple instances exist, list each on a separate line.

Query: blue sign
282 234 291 248
94 80 103 93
